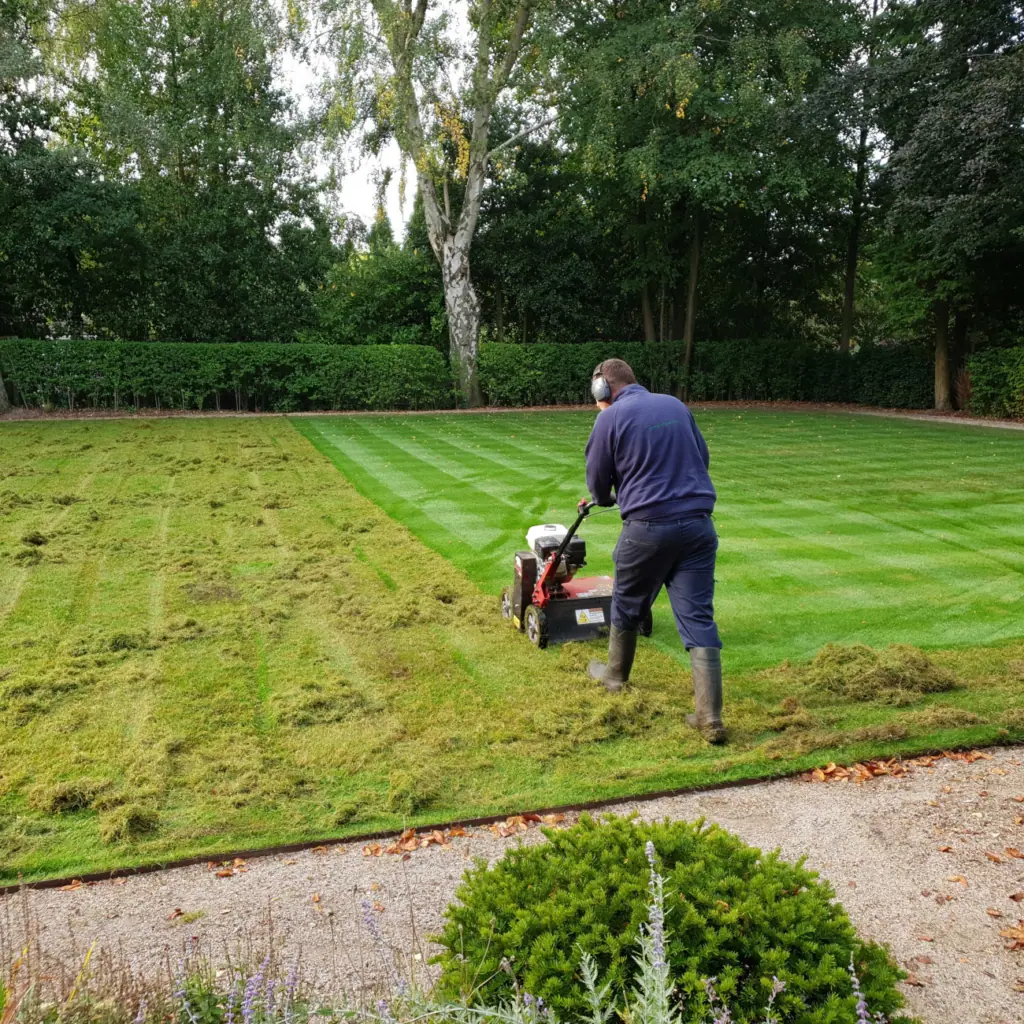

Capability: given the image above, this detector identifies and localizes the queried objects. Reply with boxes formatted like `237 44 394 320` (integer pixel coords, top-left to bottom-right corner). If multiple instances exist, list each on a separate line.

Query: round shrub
435 815 911 1023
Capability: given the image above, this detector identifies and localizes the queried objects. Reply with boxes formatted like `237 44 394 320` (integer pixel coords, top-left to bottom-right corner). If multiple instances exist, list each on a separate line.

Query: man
584 358 725 743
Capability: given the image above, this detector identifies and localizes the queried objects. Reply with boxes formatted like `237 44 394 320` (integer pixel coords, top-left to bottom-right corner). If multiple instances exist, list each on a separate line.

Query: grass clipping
786 643 958 705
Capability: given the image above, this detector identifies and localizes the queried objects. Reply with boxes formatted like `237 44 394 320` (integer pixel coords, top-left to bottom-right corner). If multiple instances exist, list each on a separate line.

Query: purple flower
133 998 148 1024
242 956 269 1024
704 976 733 1024
848 955 872 1024
226 980 239 1024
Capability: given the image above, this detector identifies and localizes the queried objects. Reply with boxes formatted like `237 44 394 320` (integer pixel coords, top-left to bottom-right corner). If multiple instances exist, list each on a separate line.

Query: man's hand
578 498 593 517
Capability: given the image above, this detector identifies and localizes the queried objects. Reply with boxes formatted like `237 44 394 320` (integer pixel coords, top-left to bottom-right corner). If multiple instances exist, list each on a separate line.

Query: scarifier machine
501 501 652 648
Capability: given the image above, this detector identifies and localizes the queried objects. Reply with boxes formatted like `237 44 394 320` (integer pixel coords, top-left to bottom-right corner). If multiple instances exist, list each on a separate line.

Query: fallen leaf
523 813 542 823
848 881 857 889
918 935 934 942
979 791 990 798
167 908 183 920
284 859 297 866
935 893 952 905
948 875 969 888
1000 921 1024 951
233 858 246 868
369 882 380 891
1013 796 1024 804
987 908 1004 918
942 786 953 794
215 869 234 878
914 955 934 964
986 852 1003 864
1006 848 1024 860
372 901 385 913
311 894 320 904
312 846 327 856
60 880 82 892
448 825 468 837
939 846 953 853
1014 980 1024 993
904 973 925 987
541 813 565 825
362 843 382 857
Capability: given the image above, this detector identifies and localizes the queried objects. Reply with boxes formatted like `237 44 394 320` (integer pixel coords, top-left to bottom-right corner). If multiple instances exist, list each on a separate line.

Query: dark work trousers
611 513 722 650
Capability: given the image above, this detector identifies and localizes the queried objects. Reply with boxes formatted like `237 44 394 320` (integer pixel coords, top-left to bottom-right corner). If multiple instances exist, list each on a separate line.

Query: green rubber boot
588 625 638 694
685 647 726 743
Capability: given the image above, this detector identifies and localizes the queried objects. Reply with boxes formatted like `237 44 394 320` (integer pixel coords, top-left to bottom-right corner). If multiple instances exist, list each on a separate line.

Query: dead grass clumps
29 778 110 814
907 705 982 730
780 643 958 704
99 804 158 844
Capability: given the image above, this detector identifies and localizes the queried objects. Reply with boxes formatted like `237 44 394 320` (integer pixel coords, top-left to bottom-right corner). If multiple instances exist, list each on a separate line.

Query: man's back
585 384 716 519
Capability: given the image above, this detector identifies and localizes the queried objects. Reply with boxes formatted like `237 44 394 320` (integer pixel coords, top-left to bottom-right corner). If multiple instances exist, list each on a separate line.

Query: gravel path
5 748 1024 1023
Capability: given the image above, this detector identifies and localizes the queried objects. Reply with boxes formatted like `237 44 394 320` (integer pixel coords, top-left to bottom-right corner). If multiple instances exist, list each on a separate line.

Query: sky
279 47 414 239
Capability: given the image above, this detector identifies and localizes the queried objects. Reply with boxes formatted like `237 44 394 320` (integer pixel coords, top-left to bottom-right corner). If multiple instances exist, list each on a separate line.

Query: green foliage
306 243 447 349
0 340 452 411
435 815 910 1023
477 340 932 409
967 347 1024 418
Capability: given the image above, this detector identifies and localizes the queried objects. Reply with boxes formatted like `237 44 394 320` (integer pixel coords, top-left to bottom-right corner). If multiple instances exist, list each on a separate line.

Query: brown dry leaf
915 955 934 964
942 786 953 794
918 935 935 942
939 846 954 853
312 846 327 856
167 908 183 921
506 815 531 831
999 920 1024 950
448 825 468 838
233 858 246 868
370 882 380 891
541 813 565 825
1014 980 1024 994
811 768 826 783
362 843 383 857
986 852 1003 864
904 973 925 987
979 791 990 798
948 875 969 888
311 894 320 904
987 908 1004 918
111 878 128 886
1010 892 1024 903
425 830 449 847
372 901 385 913
215 869 234 879
1006 848 1024 860
1016 817 1024 826
284 859 297 866
1013 796 1024 804
523 813 543 823
60 880 83 892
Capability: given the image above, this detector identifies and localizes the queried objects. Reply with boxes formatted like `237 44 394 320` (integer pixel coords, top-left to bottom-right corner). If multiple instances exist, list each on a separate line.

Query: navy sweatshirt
584 384 716 519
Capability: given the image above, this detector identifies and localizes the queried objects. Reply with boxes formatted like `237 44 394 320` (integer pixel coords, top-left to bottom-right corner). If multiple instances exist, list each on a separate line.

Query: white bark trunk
441 241 484 407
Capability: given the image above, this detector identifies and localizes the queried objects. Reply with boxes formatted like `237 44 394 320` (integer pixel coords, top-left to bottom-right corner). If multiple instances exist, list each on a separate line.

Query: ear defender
591 376 612 403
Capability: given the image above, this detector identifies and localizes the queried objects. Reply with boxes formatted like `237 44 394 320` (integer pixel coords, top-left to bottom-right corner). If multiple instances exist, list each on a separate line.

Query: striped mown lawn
294 409 1024 674
1 411 1022 882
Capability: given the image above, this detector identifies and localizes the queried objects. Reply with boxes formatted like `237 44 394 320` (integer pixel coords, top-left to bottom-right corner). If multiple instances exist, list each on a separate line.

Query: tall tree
54 0 334 342
874 0 1024 409
553 0 858 385
312 0 549 405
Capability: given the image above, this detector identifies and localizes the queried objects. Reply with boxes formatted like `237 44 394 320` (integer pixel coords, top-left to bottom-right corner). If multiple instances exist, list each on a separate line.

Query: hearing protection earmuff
591 375 612 403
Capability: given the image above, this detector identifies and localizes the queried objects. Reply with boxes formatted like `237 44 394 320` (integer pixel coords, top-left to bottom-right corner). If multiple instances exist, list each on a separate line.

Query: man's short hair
593 358 637 392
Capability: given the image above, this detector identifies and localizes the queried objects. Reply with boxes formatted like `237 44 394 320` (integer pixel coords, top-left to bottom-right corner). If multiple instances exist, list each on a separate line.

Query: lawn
1 410 1023 882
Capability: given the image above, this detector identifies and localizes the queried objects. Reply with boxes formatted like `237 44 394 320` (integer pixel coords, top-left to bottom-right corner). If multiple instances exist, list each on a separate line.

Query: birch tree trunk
372 0 534 408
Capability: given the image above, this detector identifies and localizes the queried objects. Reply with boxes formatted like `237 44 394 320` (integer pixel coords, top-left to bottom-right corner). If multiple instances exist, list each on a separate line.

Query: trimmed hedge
0 340 452 412
0 337 936 413
967 347 1024 418
477 339 933 409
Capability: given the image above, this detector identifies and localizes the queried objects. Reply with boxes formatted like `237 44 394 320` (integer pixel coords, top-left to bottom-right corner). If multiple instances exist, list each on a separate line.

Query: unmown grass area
1 412 1023 882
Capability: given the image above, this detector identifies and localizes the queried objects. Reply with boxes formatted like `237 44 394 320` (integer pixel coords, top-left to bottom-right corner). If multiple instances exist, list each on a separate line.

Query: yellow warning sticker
576 608 606 625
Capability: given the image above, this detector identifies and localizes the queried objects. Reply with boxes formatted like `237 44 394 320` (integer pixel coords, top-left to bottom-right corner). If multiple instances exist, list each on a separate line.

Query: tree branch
486 114 556 161
493 0 532 92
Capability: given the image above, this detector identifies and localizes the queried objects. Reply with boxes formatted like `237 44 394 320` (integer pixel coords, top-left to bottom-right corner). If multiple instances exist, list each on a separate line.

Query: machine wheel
524 605 548 649
500 586 513 621
639 609 654 638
